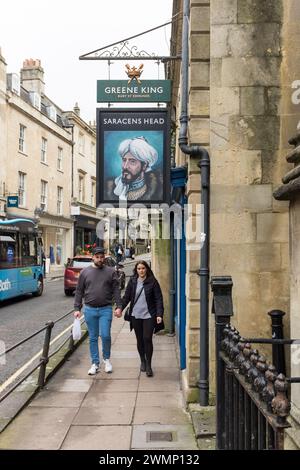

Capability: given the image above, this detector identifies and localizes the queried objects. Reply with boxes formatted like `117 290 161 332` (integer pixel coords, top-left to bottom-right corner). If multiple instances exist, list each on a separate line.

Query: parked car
64 255 126 296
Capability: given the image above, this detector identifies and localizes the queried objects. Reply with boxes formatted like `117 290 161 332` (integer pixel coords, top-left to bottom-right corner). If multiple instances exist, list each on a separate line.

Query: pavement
0 318 198 450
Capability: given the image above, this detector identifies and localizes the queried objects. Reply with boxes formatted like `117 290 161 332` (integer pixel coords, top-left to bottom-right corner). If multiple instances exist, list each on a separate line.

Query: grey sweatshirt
74 265 122 310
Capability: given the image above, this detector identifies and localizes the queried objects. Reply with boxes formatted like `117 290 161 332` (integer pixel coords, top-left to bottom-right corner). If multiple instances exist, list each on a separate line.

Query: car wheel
32 276 44 297
64 289 73 296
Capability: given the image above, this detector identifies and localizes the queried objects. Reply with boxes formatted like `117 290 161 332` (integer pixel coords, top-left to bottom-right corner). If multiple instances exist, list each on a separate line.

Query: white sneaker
88 363 99 375
103 359 112 373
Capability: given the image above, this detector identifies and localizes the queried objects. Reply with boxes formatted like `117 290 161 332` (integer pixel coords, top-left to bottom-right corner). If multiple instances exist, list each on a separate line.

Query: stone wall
209 0 290 349
173 0 294 402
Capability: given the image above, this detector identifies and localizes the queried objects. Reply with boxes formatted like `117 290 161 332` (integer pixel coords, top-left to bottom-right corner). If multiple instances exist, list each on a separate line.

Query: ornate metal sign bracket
79 19 181 63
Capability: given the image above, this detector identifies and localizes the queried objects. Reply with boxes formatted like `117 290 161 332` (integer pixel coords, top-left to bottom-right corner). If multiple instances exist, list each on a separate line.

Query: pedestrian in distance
121 260 164 377
73 247 122 375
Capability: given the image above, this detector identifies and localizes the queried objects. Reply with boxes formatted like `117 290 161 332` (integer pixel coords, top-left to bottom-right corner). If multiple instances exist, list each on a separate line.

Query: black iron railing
211 276 300 450
0 310 85 404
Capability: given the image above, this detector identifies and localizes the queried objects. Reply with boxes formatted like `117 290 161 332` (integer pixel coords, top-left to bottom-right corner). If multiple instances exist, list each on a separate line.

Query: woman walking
121 260 164 377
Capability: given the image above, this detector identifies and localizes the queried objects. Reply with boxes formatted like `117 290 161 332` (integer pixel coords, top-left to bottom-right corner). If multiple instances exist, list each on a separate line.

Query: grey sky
0 0 173 122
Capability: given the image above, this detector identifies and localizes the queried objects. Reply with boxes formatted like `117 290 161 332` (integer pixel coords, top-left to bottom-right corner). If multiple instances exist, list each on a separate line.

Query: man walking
73 247 122 375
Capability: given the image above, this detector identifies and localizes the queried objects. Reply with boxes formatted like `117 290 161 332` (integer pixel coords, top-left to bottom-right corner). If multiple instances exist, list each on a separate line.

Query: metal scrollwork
246 349 259 385
262 364 277 412
253 356 268 396
94 41 157 59
240 343 252 377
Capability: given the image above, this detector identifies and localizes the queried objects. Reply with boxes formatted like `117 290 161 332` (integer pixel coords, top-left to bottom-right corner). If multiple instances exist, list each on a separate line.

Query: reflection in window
0 233 17 268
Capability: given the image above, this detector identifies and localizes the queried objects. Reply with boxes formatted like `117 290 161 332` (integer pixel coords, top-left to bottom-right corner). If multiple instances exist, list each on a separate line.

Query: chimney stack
74 102 80 116
20 58 45 95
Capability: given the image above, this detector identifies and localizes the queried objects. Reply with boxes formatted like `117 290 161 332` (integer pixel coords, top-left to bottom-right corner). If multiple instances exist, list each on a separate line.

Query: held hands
114 308 122 318
74 310 81 319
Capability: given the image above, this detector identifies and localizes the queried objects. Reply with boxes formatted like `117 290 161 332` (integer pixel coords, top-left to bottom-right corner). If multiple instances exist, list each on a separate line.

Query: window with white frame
57 147 63 170
18 172 26 207
91 142 96 162
40 180 48 211
41 138 47 163
78 174 85 203
79 133 85 155
91 180 96 206
19 124 26 152
57 186 63 215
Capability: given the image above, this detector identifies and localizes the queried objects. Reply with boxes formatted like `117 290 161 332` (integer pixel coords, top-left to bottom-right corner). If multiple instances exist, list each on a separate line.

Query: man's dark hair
92 247 105 255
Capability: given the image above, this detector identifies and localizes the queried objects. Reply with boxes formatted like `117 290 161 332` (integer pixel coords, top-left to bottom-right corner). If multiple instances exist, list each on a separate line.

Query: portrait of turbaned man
97 109 170 206
104 133 163 202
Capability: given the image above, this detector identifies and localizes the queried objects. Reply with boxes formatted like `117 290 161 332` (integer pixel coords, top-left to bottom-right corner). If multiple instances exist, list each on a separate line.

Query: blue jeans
84 305 112 365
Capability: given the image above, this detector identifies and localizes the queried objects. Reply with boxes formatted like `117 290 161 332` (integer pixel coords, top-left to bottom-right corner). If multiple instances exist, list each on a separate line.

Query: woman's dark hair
133 260 154 279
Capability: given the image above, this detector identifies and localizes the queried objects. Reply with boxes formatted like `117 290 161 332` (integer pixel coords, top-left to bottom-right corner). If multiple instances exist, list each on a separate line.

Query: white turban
118 136 158 172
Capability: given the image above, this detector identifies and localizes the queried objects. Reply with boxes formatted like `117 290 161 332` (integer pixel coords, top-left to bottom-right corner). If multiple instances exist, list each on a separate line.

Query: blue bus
0 219 44 301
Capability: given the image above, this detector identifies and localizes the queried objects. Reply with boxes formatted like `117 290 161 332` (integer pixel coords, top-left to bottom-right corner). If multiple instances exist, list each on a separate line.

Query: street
0 258 141 387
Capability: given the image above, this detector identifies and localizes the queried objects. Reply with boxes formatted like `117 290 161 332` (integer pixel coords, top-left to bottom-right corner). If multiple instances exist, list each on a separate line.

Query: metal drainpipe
169 211 175 335
178 0 210 406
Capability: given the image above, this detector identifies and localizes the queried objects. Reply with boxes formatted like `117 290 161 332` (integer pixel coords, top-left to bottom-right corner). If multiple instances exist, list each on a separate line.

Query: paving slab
138 379 180 392
151 358 179 368
136 392 184 408
91 379 139 393
111 350 139 358
61 425 132 450
132 424 198 450
45 378 92 393
0 407 77 449
108 358 140 368
81 391 136 408
29 391 86 408
133 407 190 425
73 406 134 425
94 368 140 380
139 367 180 382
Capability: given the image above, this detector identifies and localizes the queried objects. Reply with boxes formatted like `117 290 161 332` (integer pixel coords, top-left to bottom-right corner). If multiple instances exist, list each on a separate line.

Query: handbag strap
132 285 144 308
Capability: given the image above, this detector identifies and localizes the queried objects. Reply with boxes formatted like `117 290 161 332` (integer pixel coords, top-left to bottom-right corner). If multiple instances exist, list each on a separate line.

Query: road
0 278 74 386
0 257 146 387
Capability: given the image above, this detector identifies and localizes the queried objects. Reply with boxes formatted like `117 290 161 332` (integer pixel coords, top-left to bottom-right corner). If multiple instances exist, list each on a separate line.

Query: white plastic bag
72 318 82 341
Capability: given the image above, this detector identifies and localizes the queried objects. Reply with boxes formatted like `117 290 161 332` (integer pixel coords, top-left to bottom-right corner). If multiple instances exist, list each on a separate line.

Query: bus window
0 233 17 268
20 233 37 267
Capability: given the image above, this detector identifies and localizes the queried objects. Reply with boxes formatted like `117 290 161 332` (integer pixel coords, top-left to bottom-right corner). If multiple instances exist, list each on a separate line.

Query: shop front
38 215 73 267
73 214 98 255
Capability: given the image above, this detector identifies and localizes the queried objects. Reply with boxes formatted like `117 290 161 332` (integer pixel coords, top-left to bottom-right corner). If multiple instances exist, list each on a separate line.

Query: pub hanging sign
97 79 171 103
96 108 170 207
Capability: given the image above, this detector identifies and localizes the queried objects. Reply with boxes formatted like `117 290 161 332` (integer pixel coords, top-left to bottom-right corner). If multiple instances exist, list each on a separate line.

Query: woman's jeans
84 305 112 365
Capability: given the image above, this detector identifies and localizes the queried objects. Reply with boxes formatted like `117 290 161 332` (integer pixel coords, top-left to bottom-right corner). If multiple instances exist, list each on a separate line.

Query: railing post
268 310 286 375
38 321 54 388
211 276 234 450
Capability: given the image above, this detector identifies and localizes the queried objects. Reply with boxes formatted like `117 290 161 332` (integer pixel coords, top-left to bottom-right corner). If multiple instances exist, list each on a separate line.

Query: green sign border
97 80 171 103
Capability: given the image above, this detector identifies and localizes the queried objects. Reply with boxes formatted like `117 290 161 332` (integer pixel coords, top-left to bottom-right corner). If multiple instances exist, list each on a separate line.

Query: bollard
211 275 234 449
268 310 286 376
38 321 54 388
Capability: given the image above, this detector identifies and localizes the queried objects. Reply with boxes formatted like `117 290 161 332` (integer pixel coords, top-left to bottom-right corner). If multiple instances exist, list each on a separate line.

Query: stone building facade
0 51 103 266
63 106 99 255
169 0 300 404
